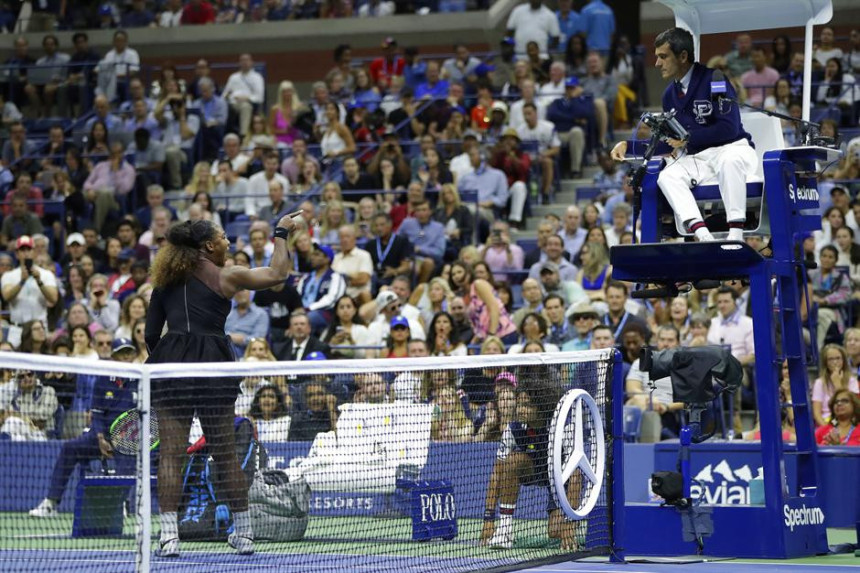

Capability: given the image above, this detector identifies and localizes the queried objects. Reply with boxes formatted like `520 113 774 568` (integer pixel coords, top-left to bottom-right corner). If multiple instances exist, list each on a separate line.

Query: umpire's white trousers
657 138 758 228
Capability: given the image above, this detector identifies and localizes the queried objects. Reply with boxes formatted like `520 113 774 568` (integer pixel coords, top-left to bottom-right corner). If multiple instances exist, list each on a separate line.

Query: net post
609 348 626 563
136 367 152 573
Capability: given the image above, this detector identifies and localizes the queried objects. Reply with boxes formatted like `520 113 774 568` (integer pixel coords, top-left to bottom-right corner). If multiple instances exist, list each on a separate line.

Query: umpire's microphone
710 69 728 104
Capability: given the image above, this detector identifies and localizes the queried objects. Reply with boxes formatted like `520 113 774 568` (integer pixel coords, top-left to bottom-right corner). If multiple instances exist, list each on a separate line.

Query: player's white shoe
487 529 513 550
155 537 179 558
29 498 57 518
228 533 255 555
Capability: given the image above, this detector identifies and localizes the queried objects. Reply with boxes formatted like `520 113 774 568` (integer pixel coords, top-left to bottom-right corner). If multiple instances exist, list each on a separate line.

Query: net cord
0 349 616 379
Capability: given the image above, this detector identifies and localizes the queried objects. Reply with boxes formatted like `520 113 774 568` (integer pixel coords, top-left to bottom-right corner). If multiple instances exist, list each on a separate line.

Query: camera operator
611 27 758 242
1 236 59 327
155 94 200 190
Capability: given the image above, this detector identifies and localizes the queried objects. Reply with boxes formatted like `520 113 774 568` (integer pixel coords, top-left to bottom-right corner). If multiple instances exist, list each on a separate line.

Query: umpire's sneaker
29 498 57 518
155 538 179 558
487 530 513 550
228 533 255 555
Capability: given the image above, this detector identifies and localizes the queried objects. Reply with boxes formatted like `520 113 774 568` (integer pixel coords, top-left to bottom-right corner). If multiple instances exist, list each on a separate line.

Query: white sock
160 512 178 541
233 510 253 538
727 227 744 242
498 503 515 537
694 227 715 242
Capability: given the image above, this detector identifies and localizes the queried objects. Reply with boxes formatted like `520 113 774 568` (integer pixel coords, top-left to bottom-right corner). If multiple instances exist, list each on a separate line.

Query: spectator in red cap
1 236 59 326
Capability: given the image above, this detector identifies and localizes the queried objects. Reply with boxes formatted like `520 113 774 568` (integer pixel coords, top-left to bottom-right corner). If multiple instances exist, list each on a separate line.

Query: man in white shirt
625 325 684 438
707 286 754 432
215 160 249 216
561 205 587 257
332 224 374 305
538 61 566 108
449 132 479 181
245 152 289 219
506 0 560 56
210 133 249 177
158 0 184 27
158 96 200 190
95 30 140 103
508 79 546 129
222 54 265 137
0 236 59 326
359 0 395 17
517 103 560 199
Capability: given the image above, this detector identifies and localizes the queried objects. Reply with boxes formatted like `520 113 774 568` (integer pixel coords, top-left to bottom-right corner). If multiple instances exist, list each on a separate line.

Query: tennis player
29 338 139 518
480 381 580 550
145 213 298 557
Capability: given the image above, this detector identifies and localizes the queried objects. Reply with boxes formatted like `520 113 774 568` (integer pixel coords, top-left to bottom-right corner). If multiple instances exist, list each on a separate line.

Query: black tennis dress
145 257 240 405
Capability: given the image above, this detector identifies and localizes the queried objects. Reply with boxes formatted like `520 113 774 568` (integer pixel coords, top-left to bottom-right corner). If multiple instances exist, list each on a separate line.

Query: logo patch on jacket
693 100 713 124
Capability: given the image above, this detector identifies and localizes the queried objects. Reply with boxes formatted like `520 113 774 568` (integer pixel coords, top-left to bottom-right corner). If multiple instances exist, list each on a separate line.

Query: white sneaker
694 227 715 242
487 529 513 550
727 228 744 242
228 533 255 555
155 537 179 558
29 498 57 518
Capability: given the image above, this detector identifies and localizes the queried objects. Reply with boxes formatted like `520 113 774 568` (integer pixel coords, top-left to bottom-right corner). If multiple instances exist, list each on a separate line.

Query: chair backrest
622 405 642 443
741 113 786 178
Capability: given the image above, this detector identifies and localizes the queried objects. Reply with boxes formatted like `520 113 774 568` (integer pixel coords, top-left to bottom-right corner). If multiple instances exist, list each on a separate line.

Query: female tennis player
146 212 299 558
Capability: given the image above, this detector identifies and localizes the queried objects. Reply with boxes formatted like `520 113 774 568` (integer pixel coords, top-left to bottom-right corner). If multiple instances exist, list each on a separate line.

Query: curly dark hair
249 384 290 420
150 220 219 288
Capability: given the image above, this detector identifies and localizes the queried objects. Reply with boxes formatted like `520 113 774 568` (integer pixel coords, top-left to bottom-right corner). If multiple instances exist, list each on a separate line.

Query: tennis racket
108 409 160 456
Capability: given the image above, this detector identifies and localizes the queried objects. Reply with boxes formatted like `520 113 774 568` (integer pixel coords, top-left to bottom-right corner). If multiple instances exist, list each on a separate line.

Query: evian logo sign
690 460 759 505
784 504 825 531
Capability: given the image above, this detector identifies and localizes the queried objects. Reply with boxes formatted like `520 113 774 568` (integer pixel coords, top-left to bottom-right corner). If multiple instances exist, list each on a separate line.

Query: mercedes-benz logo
549 389 606 520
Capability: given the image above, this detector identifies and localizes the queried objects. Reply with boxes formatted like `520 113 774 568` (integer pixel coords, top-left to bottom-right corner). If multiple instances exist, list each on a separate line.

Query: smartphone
24 259 33 270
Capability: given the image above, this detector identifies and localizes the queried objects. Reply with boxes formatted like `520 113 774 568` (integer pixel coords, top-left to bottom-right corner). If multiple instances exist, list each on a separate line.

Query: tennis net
0 349 622 573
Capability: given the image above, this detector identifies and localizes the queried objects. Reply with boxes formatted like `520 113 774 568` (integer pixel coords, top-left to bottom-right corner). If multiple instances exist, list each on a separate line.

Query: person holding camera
0 236 59 327
610 27 757 242
479 222 524 284
156 93 200 190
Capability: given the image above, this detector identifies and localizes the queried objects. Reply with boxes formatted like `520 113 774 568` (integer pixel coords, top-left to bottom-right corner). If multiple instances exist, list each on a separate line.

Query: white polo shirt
1 267 58 325
517 119 561 154
332 247 374 299
506 4 560 55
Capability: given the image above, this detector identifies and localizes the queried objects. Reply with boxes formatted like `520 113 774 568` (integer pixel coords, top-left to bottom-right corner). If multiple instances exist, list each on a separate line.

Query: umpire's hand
97 432 114 459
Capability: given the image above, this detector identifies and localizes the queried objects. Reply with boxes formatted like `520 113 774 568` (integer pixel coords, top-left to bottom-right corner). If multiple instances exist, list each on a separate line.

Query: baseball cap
390 315 410 329
98 3 113 16
490 100 508 117
474 63 496 77
15 235 34 250
111 337 136 354
305 351 327 361
118 248 136 261
539 261 559 274
66 232 85 246
494 371 518 388
565 76 580 88
375 290 399 311
313 243 335 263
501 37 516 46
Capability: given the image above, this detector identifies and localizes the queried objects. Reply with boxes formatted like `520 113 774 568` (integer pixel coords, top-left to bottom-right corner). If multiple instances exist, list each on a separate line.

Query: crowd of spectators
7 0 494 33
0 3 859 448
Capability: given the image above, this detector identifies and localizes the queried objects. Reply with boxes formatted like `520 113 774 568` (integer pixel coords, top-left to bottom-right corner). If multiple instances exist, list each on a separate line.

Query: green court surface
0 512 570 558
1 512 857 572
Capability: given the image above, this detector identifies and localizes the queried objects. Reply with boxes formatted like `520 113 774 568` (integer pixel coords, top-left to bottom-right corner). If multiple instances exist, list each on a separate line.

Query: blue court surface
1 550 858 573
